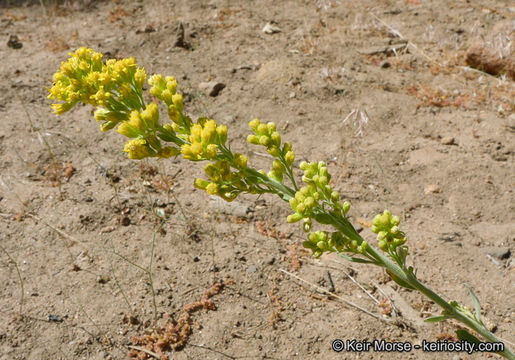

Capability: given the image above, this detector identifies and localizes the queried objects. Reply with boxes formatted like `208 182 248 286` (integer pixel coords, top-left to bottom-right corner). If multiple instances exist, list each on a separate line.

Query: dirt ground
0 0 514 359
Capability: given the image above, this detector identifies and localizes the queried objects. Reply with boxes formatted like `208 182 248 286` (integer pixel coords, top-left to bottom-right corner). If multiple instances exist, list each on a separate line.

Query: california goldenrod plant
48 48 514 359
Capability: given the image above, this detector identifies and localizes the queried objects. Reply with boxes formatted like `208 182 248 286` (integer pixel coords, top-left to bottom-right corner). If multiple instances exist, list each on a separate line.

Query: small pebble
483 247 511 260
441 137 455 145
424 184 441 194
198 81 226 97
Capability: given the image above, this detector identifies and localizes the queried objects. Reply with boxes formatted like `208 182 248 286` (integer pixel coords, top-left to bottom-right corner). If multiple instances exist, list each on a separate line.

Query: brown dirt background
0 0 514 359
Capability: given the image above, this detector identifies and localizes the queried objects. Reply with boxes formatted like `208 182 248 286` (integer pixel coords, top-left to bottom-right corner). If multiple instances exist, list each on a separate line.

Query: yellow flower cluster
48 47 147 133
371 210 406 251
287 161 349 227
148 74 192 134
302 231 367 258
194 156 248 201
247 119 294 182
181 118 227 161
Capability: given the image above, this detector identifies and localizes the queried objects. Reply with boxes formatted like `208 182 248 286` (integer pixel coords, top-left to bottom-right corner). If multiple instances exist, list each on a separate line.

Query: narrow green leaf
465 284 482 322
338 253 376 264
456 329 481 345
424 315 450 323
314 213 332 225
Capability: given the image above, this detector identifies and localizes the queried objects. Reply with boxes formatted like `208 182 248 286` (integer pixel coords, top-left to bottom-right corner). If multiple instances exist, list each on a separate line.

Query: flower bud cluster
302 231 368 258
371 210 407 251
246 119 294 182
194 156 249 202
148 74 191 134
113 103 179 160
48 47 146 132
181 118 227 161
288 161 349 226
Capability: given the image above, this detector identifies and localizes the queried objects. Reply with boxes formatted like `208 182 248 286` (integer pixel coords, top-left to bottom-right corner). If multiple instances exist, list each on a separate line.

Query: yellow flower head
140 103 159 130
123 138 156 159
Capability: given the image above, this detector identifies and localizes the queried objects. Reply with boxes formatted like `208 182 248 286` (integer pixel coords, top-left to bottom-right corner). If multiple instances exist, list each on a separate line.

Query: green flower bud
296 203 305 213
372 214 382 227
308 232 317 242
271 131 281 145
313 192 320 201
304 197 315 208
272 159 284 171
206 144 218 158
377 231 386 241
378 240 387 251
206 182 218 195
391 215 400 226
289 198 298 210
317 241 327 250
287 213 303 223
303 222 311 232
295 192 306 203
319 175 328 186
394 238 407 247
285 151 295 166
342 201 351 215
300 186 310 195
172 93 183 112
267 122 276 132
247 134 259 145
283 142 292 152
194 178 209 190
249 118 260 131
299 161 308 170
267 146 280 157
390 226 399 235
161 89 173 105
370 225 378 233
216 124 228 144
234 153 247 169
257 123 268 134
259 135 270 146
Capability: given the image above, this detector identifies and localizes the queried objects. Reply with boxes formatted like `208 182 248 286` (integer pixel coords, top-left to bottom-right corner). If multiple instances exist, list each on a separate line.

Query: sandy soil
0 0 514 359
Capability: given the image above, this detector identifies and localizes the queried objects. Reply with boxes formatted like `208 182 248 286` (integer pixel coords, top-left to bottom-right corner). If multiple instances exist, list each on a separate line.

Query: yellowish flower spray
48 48 514 359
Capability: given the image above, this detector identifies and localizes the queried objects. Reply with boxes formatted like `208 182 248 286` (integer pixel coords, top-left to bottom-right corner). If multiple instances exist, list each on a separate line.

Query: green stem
327 214 515 359
244 167 296 200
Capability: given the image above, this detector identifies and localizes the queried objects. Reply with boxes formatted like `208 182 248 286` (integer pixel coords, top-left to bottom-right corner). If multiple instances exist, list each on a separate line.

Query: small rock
483 247 511 260
7 35 22 49
100 225 116 234
424 184 441 194
440 137 455 145
380 60 391 68
262 22 281 34
246 265 258 274
47 314 63 322
97 275 110 284
289 92 296 99
121 217 131 226
437 232 460 242
198 81 226 97
136 25 155 34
